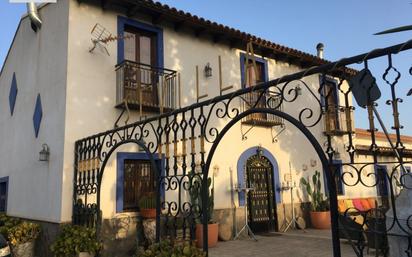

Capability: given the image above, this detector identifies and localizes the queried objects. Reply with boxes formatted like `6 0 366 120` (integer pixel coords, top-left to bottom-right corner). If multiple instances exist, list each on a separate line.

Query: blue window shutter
324 160 345 196
33 94 43 138
0 177 9 212
9 73 18 115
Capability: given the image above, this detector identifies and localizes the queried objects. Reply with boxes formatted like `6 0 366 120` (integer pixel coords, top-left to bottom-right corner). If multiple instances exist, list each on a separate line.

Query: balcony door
123 27 159 106
244 60 267 121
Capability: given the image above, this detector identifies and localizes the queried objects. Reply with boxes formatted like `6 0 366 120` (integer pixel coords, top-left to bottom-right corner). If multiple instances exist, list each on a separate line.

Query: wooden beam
194 27 206 37
152 13 163 25
127 5 141 17
100 0 109 10
174 20 185 31
213 33 224 43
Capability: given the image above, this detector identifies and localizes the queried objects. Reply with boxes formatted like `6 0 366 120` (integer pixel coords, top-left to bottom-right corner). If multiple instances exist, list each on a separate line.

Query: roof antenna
89 23 132 55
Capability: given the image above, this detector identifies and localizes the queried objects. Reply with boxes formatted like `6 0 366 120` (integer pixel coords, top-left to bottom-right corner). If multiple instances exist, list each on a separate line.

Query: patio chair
365 216 388 255
338 214 364 243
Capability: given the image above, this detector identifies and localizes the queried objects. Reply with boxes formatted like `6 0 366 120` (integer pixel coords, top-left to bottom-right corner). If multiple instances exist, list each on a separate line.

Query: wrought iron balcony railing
115 60 178 113
323 104 354 136
241 91 284 127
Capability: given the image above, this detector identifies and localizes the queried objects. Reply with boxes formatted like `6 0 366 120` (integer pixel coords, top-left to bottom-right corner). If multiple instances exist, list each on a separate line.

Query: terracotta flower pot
140 208 156 219
310 211 331 229
195 223 218 248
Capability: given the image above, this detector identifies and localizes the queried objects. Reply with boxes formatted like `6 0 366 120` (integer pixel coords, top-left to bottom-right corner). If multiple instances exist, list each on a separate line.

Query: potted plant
8 221 40 257
189 171 218 248
136 239 206 257
50 225 102 257
300 170 331 229
139 193 156 219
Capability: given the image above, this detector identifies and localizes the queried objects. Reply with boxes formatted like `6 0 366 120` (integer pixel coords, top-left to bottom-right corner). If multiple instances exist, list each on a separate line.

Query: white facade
0 0 409 227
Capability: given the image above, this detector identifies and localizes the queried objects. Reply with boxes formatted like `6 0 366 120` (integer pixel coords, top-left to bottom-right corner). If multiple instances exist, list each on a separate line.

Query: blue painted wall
116 152 164 213
117 16 164 67
236 146 281 206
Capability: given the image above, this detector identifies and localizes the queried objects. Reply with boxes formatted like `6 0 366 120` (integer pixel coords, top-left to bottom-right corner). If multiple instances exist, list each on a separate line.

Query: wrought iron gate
72 39 412 257
246 154 277 233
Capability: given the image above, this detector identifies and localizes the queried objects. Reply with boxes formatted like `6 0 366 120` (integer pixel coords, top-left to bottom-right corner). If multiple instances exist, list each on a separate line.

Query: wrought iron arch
202 108 340 256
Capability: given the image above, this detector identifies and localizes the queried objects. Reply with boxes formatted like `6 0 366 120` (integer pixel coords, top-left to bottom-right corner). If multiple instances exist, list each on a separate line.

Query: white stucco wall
61 1 358 221
0 2 69 222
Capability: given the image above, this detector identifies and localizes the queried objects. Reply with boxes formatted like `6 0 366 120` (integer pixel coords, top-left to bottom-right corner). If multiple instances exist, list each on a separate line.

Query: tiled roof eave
80 0 356 77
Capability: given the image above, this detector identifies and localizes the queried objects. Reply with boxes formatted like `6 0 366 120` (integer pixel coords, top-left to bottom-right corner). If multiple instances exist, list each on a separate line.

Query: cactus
300 170 329 211
139 193 156 210
189 171 214 224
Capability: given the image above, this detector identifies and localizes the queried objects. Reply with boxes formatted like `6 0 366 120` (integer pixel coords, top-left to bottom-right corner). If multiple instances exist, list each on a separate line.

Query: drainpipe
316 43 324 59
27 2 42 32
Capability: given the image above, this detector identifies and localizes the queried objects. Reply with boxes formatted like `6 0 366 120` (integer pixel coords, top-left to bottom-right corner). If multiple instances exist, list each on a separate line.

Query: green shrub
50 225 102 257
137 239 206 257
0 213 21 239
8 221 40 246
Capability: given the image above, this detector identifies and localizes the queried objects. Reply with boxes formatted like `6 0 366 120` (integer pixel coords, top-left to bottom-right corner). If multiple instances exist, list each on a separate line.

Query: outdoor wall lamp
256 146 263 158
39 143 50 162
204 63 212 78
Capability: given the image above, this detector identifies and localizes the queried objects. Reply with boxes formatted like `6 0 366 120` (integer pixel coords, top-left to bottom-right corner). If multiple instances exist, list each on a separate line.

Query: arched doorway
246 154 277 233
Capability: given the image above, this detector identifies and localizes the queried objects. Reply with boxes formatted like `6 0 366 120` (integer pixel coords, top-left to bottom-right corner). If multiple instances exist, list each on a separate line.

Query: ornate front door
246 154 277 233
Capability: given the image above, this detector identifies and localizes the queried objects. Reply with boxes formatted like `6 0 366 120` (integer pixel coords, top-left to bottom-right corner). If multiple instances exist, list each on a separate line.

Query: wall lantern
256 146 264 158
204 63 212 78
295 85 302 96
39 143 50 162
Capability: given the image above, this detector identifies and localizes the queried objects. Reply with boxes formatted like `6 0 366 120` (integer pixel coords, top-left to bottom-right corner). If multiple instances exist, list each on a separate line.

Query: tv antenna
89 23 133 56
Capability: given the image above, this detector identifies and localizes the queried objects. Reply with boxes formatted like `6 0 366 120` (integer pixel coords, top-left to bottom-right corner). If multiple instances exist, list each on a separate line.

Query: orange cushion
344 199 356 212
352 199 365 211
360 199 371 211
338 200 347 213
367 198 376 209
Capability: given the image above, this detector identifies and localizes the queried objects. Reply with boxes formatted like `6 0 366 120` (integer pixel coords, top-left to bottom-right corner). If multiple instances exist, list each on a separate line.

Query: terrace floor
209 229 358 257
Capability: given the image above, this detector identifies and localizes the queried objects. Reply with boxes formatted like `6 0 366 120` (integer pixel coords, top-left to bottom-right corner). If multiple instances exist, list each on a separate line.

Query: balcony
241 91 284 127
323 105 354 136
115 60 178 113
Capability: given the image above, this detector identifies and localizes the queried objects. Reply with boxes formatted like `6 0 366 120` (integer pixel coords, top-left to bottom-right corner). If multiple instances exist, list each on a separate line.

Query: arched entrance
246 154 277 232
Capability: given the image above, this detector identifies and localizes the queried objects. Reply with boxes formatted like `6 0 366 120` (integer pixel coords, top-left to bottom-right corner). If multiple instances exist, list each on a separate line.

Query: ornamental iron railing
115 60 178 113
73 39 412 257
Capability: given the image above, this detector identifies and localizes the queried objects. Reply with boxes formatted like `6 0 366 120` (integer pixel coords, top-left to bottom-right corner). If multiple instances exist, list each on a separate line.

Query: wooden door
246 155 277 233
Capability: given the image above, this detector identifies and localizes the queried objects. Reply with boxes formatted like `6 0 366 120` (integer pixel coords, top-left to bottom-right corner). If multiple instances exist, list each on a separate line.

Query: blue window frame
375 165 389 197
0 177 9 212
324 160 345 196
240 53 268 88
117 16 164 67
116 152 164 213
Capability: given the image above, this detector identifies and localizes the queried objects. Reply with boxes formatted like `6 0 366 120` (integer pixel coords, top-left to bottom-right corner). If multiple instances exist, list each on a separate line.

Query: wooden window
123 27 157 66
245 61 265 87
123 159 155 211
323 80 340 132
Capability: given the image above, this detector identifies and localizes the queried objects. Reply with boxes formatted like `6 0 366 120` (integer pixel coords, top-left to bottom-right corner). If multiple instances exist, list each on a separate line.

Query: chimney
316 43 324 59
27 2 42 32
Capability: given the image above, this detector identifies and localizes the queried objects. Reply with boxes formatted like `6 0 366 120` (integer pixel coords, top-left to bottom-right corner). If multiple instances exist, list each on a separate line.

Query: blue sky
1 0 412 134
